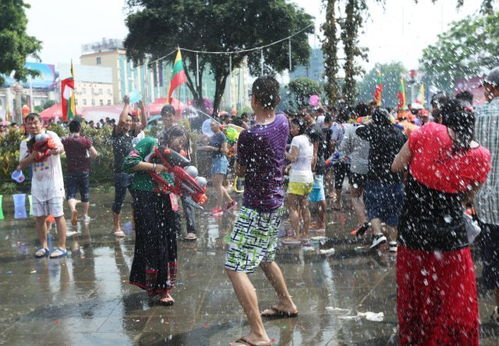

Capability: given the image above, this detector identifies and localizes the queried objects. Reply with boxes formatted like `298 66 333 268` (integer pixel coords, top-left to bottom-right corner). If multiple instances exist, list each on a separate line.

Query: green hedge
0 123 115 193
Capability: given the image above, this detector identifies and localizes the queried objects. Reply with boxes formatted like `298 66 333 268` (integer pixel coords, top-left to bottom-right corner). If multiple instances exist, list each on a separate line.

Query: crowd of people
10 64 499 345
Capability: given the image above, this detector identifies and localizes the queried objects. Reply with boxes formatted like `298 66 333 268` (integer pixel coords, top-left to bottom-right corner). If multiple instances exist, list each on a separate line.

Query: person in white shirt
285 118 314 243
17 113 68 258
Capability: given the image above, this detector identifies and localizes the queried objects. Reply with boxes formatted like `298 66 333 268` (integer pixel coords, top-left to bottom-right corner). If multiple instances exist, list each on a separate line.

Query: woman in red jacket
392 99 491 345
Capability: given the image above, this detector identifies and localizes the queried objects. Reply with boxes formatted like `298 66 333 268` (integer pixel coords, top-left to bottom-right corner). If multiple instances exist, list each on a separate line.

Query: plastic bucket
13 194 27 219
11 170 25 183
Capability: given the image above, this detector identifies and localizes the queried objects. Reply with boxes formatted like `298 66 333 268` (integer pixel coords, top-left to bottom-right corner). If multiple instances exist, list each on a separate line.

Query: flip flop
230 337 270 346
261 306 298 319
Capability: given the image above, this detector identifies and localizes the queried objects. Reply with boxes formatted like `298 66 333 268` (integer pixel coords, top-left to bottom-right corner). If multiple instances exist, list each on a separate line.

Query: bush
0 127 25 183
0 123 116 186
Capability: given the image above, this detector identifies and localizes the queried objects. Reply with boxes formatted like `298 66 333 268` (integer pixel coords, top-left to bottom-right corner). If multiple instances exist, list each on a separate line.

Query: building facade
80 38 250 112
58 63 113 107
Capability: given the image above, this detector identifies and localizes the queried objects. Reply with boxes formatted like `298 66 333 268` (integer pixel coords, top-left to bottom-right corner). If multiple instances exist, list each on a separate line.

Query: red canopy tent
146 98 184 116
39 103 83 122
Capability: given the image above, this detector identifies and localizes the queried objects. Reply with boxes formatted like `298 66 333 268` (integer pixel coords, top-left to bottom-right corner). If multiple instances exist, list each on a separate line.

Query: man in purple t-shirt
225 77 298 346
62 120 99 225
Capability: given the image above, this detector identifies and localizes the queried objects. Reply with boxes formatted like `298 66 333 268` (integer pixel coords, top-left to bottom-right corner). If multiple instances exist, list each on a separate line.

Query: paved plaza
0 190 497 345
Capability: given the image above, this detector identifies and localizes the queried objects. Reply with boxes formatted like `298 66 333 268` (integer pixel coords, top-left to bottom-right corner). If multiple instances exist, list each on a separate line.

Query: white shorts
32 197 64 218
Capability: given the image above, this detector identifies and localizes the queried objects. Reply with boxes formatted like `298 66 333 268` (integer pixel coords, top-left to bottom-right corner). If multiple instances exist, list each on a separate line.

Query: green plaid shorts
225 206 284 273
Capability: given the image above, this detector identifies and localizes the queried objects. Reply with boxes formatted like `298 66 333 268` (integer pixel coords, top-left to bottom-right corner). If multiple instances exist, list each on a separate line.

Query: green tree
124 0 313 114
322 0 341 105
0 0 42 86
340 0 367 104
285 78 322 109
357 62 407 108
420 11 499 93
321 0 493 105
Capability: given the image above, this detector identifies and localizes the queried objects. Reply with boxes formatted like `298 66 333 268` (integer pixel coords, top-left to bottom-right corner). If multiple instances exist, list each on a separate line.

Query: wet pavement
0 189 498 345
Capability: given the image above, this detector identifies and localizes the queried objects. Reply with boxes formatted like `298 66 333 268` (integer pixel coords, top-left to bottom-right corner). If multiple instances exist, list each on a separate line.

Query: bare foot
159 293 174 306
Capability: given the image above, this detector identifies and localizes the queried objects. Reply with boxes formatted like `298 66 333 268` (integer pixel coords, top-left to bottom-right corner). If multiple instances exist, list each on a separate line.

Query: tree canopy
357 62 407 108
419 11 499 93
285 77 323 110
0 0 42 86
124 0 313 113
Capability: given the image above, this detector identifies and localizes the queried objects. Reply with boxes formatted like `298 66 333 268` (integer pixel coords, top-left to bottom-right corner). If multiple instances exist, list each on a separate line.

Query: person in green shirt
123 127 187 305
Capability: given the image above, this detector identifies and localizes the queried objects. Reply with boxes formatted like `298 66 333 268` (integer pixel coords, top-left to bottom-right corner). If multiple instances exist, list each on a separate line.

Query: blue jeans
66 171 90 202
112 173 132 214
211 156 229 175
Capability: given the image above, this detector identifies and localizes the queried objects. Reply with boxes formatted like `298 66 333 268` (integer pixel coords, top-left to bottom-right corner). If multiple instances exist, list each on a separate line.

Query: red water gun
148 146 208 206
27 133 57 162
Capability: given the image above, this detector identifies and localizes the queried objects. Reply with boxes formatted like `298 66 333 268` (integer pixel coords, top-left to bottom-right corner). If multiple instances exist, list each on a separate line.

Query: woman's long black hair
441 99 475 154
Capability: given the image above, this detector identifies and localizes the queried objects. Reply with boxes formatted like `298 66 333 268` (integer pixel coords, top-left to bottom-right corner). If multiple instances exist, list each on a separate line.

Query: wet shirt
408 122 491 193
475 97 499 225
338 124 369 175
209 132 226 158
398 123 491 252
237 113 289 212
356 124 406 183
288 134 314 184
19 130 65 201
62 135 92 173
112 126 136 174
123 137 172 192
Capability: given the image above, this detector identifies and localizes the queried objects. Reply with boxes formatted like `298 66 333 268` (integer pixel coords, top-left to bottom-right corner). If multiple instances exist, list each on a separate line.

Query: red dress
397 123 491 345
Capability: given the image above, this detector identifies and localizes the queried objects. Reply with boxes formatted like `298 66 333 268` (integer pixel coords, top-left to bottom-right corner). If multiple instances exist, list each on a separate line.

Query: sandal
34 248 49 258
261 306 298 319
50 247 68 258
230 337 271 346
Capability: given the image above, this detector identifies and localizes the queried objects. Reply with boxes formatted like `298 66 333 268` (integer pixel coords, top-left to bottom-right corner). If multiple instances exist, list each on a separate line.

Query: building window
83 99 87 105
99 99 103 106
99 88 102 94
107 99 111 105
96 57 102 65
91 99 95 106
75 99 78 106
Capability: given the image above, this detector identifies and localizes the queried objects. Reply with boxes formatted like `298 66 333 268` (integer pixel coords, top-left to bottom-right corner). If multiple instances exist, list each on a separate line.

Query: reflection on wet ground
0 190 497 345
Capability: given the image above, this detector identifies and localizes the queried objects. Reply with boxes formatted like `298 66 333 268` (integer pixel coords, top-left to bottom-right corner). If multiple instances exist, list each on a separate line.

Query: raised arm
137 100 148 131
116 95 130 134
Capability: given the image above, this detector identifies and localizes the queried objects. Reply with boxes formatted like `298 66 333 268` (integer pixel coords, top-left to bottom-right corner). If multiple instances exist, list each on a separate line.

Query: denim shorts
211 155 229 175
364 182 404 227
66 171 90 202
309 175 326 202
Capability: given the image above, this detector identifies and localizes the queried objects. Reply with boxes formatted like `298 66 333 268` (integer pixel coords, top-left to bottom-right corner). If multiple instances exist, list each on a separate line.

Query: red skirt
397 245 479 345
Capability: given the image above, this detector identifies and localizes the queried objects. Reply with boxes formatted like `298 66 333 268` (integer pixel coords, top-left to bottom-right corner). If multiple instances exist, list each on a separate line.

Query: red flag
373 71 383 106
397 78 407 110
61 78 75 122
167 49 187 104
